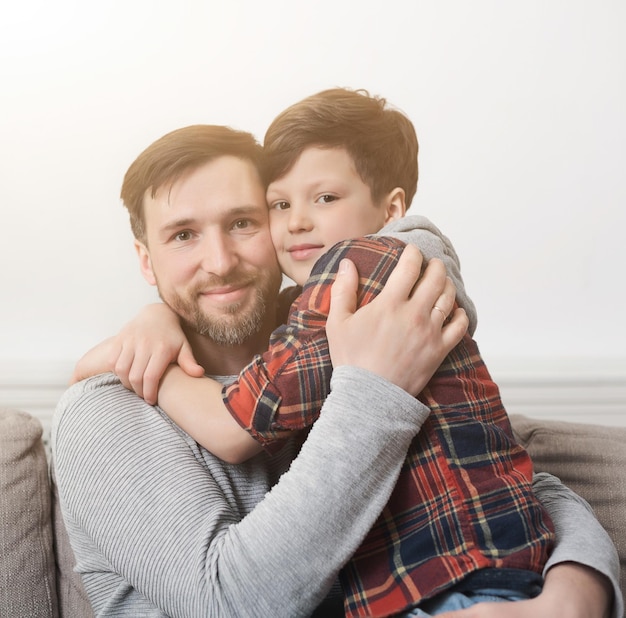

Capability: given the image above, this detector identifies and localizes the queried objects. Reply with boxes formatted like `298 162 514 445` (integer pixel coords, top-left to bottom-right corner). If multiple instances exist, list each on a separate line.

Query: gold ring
433 305 447 322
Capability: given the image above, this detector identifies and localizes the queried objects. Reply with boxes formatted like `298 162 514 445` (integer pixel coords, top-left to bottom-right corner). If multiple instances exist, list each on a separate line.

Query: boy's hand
327 245 468 396
71 336 118 384
71 303 203 404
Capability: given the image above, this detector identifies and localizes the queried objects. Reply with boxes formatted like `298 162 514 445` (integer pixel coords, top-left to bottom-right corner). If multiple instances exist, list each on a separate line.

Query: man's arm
379 214 478 335
532 472 622 618
54 247 462 617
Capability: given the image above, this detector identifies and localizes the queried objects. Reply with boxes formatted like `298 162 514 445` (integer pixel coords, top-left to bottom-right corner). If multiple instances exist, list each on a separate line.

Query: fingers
114 340 203 405
71 337 118 385
328 258 359 323
441 307 469 350
430 276 457 326
140 353 172 405
380 244 426 302
115 344 166 405
113 344 137 393
177 343 205 379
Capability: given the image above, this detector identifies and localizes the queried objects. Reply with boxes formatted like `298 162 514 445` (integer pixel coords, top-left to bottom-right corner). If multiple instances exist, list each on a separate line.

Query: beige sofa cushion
51 467 95 617
511 414 626 603
0 408 58 617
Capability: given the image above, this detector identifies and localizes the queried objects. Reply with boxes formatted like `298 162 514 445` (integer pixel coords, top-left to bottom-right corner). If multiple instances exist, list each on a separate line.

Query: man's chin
185 306 265 347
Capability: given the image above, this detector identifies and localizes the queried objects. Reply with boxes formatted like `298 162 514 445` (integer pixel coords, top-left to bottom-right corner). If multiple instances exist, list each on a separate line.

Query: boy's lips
287 243 324 261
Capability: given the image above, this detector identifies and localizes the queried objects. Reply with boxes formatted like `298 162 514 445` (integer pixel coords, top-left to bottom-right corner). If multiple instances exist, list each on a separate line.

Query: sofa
1 407 624 617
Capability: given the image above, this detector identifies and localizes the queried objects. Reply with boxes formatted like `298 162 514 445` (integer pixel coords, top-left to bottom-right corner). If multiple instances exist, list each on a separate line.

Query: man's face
137 156 282 346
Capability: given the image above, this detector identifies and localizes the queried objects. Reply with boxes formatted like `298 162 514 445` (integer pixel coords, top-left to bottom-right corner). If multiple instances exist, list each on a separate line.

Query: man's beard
171 288 267 346
157 272 279 347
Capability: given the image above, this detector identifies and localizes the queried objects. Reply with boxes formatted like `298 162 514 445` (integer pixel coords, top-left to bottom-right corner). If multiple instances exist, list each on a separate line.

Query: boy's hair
121 124 264 243
264 88 419 208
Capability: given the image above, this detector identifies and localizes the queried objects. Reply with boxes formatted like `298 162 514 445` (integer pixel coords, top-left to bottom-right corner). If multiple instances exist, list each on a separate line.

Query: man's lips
287 244 324 261
198 284 248 304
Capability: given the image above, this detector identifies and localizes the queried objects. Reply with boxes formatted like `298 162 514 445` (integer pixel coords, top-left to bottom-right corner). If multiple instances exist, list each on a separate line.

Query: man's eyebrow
158 206 264 234
159 218 196 235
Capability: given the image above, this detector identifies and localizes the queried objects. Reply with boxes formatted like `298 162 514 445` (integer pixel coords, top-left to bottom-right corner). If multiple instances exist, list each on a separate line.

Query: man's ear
383 187 406 224
135 239 157 286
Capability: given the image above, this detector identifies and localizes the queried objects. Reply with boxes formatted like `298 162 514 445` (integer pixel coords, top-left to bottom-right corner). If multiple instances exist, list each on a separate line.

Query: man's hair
121 125 264 242
264 88 419 208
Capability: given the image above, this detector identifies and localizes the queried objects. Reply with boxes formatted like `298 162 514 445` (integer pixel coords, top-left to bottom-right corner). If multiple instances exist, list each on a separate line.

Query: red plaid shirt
224 237 555 617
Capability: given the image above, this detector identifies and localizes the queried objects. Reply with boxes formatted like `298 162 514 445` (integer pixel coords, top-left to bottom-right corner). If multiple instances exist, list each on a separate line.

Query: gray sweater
53 216 622 616
52 369 622 618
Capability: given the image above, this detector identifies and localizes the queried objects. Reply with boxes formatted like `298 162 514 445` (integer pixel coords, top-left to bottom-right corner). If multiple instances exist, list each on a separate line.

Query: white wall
1 1 625 425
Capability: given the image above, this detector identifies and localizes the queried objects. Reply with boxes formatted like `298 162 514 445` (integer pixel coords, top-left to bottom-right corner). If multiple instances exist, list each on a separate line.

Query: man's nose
199 233 238 277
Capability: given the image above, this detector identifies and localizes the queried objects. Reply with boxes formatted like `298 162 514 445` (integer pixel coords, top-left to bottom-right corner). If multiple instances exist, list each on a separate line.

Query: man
54 125 619 617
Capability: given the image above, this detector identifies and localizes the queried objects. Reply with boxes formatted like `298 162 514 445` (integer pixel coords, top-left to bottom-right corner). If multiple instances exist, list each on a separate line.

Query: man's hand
436 563 613 618
326 245 468 396
71 303 203 404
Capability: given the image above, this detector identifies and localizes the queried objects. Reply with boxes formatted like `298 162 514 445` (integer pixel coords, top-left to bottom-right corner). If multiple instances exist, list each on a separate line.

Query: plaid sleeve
222 236 407 452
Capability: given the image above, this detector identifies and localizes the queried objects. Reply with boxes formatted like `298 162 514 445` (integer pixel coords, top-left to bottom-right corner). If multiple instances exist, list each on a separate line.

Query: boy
77 89 554 617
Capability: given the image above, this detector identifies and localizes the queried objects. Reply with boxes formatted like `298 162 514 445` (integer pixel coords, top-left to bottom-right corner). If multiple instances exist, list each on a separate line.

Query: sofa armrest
510 413 626 606
0 408 59 617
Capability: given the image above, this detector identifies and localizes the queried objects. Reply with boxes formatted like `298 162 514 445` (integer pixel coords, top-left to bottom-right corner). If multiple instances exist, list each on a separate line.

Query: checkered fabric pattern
223 237 555 617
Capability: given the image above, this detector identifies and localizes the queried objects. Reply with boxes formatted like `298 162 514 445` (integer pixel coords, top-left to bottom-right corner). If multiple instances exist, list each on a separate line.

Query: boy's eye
317 194 337 204
272 201 290 211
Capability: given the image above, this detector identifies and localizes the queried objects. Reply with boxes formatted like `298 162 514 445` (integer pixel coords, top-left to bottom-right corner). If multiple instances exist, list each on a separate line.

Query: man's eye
233 219 250 230
174 231 192 241
317 194 337 204
272 201 290 211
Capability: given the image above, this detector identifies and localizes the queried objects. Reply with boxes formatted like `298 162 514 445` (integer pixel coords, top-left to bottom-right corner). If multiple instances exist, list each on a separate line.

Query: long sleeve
224 236 408 448
224 218 477 450
532 472 623 618
52 367 430 617
378 214 477 335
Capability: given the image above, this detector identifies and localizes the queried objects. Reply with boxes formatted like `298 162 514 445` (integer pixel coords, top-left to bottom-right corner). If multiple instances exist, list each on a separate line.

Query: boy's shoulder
276 284 302 325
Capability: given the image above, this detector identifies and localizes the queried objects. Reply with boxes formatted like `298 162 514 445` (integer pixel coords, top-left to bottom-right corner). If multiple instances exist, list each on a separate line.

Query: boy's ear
383 187 407 224
134 239 157 286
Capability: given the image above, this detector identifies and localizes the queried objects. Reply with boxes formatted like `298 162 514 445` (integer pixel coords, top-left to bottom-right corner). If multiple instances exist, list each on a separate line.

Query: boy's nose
287 204 313 233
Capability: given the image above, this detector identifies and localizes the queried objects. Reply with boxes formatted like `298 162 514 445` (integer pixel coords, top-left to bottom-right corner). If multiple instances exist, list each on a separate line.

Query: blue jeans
398 568 543 617
399 587 531 616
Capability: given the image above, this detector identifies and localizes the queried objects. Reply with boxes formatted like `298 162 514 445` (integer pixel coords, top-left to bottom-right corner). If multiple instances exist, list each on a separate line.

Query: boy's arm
53 247 462 617
71 303 204 403
157 248 457 462
225 218 477 449
72 304 265 462
156 366 265 463
222 238 459 450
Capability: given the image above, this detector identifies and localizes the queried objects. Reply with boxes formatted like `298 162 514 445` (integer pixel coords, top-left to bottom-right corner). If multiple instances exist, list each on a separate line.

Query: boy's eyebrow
266 177 339 197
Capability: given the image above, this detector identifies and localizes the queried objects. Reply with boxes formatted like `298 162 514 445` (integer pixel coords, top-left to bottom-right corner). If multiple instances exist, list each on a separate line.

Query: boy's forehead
267 146 358 188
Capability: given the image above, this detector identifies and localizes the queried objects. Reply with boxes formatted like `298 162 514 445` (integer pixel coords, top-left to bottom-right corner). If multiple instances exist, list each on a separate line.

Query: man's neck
185 325 273 377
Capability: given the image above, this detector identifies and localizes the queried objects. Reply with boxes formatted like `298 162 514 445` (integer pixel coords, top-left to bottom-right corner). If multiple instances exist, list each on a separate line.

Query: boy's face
267 147 402 285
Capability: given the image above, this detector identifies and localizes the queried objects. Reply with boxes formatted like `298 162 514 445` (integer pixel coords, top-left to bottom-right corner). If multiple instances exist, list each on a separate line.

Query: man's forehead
144 159 267 219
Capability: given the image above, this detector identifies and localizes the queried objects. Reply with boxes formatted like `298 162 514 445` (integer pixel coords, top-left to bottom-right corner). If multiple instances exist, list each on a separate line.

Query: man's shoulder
56 372 127 413
52 373 139 449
